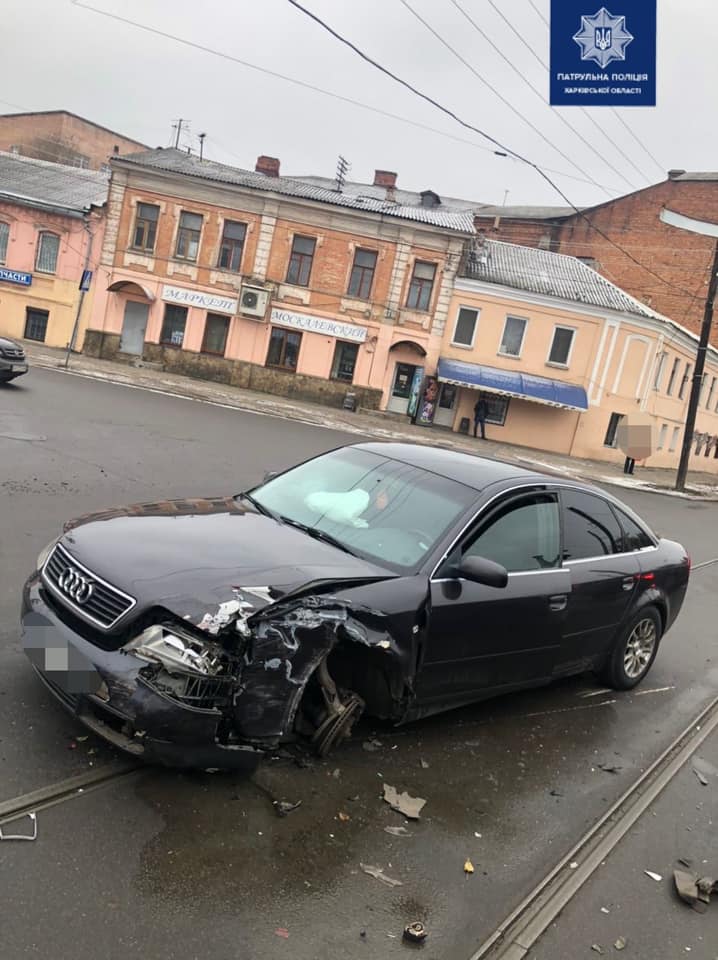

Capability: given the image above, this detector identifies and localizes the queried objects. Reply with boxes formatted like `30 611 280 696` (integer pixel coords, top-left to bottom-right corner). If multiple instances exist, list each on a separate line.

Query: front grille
1 347 25 360
42 543 136 631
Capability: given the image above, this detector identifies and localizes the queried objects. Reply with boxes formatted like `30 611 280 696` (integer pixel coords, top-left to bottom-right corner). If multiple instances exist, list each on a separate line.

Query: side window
462 492 560 573
561 490 623 560
614 507 654 551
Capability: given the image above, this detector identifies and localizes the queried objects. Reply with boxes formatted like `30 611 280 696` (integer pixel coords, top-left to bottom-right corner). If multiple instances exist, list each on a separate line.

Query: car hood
0 336 22 350
59 497 395 627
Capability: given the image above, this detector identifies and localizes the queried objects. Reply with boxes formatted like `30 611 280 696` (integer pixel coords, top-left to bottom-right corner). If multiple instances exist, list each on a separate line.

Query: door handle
621 577 636 591
548 594 568 612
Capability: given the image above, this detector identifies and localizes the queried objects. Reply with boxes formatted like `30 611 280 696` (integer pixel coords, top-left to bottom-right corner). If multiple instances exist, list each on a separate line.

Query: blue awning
437 357 589 411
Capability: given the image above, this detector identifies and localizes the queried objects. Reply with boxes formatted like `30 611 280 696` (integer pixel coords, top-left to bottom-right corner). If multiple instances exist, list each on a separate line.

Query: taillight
639 572 655 582
686 554 692 573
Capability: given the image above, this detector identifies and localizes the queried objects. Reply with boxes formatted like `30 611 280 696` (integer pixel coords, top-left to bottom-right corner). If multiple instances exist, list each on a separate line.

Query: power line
396 0 620 195
68 0 614 192
522 0 666 177
440 0 642 190
477 0 654 184
283 0 700 300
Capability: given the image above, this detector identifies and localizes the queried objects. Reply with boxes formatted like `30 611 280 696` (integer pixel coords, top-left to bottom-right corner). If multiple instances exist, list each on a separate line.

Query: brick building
0 111 147 172
85 149 474 410
474 172 718 345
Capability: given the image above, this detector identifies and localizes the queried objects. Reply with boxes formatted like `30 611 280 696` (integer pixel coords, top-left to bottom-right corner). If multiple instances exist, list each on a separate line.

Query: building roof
474 204 576 220
292 174 479 212
462 238 665 321
669 172 718 182
115 149 476 234
0 110 148 148
0 151 109 213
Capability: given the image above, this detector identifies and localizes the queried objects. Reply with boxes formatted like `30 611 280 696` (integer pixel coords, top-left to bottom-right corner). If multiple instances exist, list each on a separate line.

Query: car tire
601 606 662 690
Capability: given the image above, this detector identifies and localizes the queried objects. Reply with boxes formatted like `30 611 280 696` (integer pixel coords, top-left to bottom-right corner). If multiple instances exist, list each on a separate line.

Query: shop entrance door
434 383 458 427
386 362 417 414
119 301 149 355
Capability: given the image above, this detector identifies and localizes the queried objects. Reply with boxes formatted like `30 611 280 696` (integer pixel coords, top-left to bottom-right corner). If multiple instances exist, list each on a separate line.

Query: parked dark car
0 335 28 382
21 443 690 769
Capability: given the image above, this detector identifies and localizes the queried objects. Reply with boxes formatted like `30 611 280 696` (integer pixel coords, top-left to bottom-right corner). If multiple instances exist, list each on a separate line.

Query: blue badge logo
573 7 634 69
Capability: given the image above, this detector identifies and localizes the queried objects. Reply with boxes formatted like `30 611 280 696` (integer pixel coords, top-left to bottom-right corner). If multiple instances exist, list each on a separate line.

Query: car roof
353 442 550 491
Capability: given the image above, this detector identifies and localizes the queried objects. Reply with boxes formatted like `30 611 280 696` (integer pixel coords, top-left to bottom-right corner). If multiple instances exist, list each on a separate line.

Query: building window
175 211 203 261
201 313 230 355
657 423 668 450
347 248 377 299
266 327 302 370
678 362 692 400
604 412 624 448
160 304 188 347
218 220 247 272
653 351 667 390
406 260 436 311
699 373 708 403
132 203 159 251
24 308 49 342
286 235 316 286
547 326 575 366
706 377 716 408
499 316 527 357
451 307 479 347
485 395 509 425
36 232 60 273
666 357 680 395
0 221 8 263
331 341 359 382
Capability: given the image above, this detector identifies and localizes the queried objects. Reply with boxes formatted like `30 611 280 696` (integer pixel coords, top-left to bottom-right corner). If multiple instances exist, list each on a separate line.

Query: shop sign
270 308 368 343
161 284 238 315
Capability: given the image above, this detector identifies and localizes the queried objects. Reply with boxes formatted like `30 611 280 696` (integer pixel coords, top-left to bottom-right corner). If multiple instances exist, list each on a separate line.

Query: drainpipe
64 215 94 369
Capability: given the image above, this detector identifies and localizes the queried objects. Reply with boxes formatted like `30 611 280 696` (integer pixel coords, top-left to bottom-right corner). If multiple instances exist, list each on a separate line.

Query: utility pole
64 217 94 369
659 208 718 491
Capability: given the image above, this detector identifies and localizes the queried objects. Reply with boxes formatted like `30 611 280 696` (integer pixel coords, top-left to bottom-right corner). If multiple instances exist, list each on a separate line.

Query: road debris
464 859 475 875
600 907 610 914
273 800 302 817
274 928 290 939
674 868 718 912
644 870 663 882
597 763 623 775
363 739 382 752
591 944 604 954
420 758 429 769
403 922 428 944
570 862 579 870
338 811 351 822
693 769 709 786
0 811 37 841
614 937 627 950
384 826 412 837
382 784 426 820
360 862 403 887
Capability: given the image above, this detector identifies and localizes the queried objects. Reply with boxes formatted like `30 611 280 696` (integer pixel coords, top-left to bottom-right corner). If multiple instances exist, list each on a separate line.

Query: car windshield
250 447 476 572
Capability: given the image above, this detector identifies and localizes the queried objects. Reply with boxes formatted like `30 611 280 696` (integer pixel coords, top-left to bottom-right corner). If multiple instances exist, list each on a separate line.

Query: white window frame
35 231 60 274
498 315 528 359
669 425 681 452
657 423 668 450
0 221 9 264
546 325 576 368
652 350 668 390
450 305 480 349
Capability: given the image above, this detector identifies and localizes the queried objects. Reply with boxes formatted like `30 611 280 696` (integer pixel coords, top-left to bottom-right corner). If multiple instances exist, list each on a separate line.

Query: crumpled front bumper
0 356 28 378
21 576 261 771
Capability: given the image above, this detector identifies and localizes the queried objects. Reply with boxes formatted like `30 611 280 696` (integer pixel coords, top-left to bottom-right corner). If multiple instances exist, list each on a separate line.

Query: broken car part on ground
21 443 690 768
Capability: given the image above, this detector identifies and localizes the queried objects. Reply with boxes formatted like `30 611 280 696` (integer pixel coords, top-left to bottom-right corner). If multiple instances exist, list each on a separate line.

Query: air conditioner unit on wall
239 285 269 319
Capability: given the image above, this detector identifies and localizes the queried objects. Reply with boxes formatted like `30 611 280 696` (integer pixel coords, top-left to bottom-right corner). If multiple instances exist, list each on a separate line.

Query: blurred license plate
12 365 27 372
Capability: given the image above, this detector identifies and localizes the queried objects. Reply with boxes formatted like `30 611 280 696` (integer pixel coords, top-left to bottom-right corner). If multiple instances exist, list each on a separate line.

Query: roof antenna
335 155 350 192
198 132 206 161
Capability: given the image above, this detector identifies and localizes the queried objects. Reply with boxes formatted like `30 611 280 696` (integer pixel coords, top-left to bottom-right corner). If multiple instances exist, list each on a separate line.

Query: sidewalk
527 720 718 960
20 342 718 501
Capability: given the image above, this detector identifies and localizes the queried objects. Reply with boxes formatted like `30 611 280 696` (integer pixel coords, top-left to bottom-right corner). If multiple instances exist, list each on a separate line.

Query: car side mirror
458 555 508 588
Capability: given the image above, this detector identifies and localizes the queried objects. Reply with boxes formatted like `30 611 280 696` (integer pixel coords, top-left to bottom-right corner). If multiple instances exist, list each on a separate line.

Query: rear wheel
601 607 662 690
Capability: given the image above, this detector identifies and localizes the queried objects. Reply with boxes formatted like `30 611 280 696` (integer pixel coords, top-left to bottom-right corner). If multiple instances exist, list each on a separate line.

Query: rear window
614 507 654 551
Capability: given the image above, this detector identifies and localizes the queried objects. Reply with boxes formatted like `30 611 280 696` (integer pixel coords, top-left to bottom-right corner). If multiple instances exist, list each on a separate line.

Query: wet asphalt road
1 368 717 960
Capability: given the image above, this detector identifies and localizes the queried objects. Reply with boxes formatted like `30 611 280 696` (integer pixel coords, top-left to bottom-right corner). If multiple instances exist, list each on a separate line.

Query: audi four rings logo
58 566 95 604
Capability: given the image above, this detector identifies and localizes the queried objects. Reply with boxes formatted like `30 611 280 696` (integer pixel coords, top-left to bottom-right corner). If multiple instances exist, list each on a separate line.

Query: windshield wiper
236 491 281 522
279 517 358 557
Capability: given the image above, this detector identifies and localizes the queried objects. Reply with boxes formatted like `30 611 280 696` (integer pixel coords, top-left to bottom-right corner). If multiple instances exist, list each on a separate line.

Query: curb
26 354 718 502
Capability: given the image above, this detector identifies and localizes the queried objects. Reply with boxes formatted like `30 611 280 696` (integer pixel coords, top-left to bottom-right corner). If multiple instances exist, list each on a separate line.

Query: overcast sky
2 0 715 207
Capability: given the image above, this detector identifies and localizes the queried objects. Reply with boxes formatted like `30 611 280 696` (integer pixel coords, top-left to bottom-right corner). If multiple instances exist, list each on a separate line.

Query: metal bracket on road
0 811 37 841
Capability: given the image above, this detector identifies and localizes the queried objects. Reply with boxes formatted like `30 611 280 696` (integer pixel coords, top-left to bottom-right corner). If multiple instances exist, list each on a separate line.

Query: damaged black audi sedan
22 442 690 769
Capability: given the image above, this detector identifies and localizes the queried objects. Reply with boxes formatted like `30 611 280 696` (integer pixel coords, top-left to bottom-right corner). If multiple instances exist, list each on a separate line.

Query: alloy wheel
623 618 657 679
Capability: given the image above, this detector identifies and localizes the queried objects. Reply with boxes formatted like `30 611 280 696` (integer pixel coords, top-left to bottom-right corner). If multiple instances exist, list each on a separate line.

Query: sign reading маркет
550 1 656 106
270 308 368 343
161 284 238 315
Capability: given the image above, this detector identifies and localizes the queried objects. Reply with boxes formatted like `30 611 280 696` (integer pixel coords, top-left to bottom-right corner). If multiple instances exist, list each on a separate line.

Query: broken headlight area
122 623 240 710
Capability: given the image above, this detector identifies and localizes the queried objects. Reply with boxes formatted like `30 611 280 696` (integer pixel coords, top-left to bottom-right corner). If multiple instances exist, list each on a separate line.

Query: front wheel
601 607 662 690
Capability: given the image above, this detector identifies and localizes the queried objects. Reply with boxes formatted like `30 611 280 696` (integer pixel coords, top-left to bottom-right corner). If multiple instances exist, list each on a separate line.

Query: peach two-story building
85 148 474 409
425 239 718 474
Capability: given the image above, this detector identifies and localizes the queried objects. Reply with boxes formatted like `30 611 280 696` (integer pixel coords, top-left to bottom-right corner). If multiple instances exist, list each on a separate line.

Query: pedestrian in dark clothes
473 394 488 439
